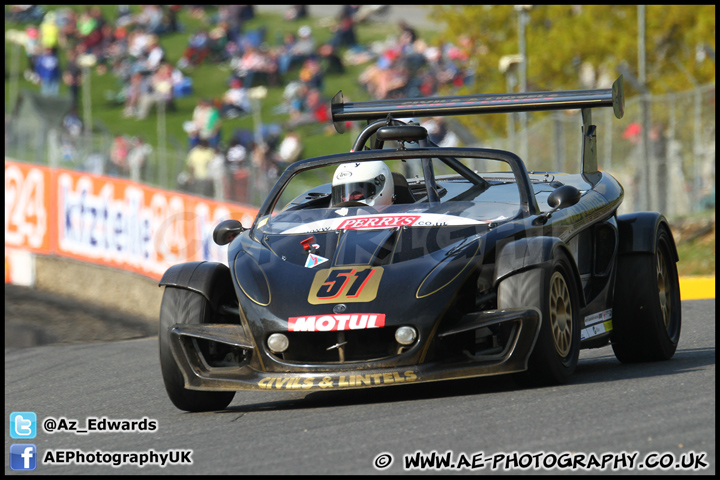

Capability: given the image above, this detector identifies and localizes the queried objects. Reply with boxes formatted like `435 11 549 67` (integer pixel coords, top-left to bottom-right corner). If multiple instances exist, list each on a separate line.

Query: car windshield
254 151 526 235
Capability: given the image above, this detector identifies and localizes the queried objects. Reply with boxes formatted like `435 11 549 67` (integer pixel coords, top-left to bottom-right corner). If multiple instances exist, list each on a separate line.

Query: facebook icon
10 444 37 471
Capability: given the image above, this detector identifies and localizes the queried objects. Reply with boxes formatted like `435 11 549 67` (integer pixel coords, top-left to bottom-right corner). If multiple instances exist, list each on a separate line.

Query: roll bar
331 76 625 178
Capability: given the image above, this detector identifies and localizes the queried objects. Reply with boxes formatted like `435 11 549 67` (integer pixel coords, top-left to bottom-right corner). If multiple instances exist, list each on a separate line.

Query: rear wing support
581 108 599 179
331 76 625 177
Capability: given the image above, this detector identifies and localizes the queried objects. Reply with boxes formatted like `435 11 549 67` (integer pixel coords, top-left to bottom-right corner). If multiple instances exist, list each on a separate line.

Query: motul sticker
288 314 386 331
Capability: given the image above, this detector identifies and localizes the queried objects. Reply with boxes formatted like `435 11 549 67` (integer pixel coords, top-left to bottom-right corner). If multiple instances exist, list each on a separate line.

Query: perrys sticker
280 213 485 234
338 215 420 230
288 313 386 331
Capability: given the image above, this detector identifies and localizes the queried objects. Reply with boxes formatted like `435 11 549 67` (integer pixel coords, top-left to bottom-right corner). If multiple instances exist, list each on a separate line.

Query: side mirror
547 185 581 210
533 185 582 226
213 219 246 246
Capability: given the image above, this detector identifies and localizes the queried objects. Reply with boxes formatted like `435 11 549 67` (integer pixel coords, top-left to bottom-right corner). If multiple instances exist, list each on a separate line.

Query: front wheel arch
159 287 236 412
495 237 585 310
497 249 582 385
159 261 236 313
158 262 237 412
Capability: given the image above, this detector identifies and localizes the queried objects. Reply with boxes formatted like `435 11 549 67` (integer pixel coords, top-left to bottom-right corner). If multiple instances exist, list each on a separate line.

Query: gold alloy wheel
549 271 572 358
657 249 671 330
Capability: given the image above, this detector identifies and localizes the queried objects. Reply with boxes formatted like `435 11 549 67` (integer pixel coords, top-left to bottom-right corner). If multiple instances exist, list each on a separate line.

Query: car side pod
437 308 541 364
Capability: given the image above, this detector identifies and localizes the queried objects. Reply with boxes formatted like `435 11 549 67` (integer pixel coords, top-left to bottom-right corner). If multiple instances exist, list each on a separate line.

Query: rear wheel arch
617 212 679 261
611 222 682 363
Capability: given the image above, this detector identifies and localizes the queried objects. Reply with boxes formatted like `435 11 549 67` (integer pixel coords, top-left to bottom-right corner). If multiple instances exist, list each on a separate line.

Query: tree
428 5 715 137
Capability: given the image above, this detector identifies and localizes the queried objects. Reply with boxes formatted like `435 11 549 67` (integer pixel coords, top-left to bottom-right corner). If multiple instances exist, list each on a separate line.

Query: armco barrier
5 158 257 282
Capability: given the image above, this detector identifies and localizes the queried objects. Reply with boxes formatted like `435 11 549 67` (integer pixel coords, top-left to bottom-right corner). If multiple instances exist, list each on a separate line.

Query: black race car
158 76 682 412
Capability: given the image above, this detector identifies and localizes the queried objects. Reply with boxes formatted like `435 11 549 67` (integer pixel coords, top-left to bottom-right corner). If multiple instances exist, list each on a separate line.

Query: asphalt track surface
4 299 714 475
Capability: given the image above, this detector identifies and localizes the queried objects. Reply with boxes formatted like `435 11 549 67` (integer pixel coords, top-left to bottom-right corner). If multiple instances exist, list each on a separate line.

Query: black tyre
159 287 235 412
498 252 581 385
611 226 681 363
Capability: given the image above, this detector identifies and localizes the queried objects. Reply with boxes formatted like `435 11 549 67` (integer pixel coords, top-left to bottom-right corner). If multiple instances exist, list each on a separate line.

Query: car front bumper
168 308 541 392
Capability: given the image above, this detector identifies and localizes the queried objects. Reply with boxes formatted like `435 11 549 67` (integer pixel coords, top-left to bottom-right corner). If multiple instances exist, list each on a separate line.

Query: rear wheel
159 287 235 412
498 252 581 385
611 226 681 363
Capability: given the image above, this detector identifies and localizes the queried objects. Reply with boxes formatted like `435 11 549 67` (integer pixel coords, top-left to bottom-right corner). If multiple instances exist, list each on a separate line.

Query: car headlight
395 326 417 345
267 333 289 353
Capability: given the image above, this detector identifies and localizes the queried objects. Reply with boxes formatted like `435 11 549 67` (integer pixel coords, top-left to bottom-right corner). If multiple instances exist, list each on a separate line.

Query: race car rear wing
331 76 624 132
331 76 625 176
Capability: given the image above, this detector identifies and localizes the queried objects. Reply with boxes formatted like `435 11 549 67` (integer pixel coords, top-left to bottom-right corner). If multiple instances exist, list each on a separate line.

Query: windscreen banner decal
281 213 485 234
338 215 420 230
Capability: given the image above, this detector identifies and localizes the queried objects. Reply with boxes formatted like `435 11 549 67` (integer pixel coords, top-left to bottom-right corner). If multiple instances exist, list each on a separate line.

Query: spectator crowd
9 5 476 203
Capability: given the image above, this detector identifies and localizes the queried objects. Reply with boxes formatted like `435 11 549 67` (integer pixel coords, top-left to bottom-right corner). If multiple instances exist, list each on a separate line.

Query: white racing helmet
331 161 394 207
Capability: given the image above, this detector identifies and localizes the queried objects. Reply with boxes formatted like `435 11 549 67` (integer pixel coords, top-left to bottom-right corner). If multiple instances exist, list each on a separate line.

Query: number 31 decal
308 267 383 304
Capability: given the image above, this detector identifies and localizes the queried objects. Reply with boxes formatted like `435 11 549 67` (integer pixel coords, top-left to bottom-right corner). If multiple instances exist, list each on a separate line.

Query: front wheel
611 226 681 363
498 252 581 385
159 287 235 412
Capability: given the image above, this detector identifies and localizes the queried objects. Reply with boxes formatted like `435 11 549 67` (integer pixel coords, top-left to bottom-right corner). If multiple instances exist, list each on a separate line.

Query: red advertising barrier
5 160 258 281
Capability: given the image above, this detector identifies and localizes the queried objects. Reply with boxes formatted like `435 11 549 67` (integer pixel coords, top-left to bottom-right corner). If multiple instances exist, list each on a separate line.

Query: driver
331 161 394 207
